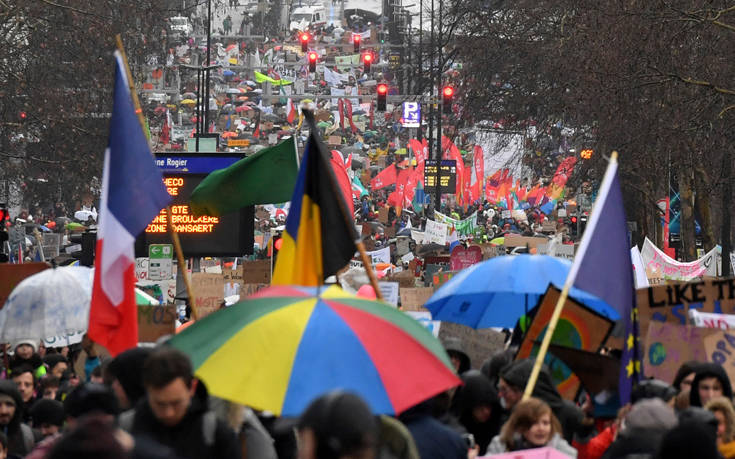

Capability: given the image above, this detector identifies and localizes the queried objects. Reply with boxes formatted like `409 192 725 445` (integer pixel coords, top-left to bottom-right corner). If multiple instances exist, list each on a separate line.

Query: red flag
338 99 345 130
160 110 171 145
344 99 357 134
370 163 398 190
286 98 297 124
472 145 484 203
552 156 578 187
330 152 355 216
387 167 413 215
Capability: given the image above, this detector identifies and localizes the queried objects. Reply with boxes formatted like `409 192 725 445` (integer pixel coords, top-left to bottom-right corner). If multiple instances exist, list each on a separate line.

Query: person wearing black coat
400 398 467 459
452 371 503 455
689 362 733 408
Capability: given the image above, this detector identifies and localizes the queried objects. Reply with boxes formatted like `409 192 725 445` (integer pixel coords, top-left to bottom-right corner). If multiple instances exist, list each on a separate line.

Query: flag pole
115 35 199 321
523 152 619 400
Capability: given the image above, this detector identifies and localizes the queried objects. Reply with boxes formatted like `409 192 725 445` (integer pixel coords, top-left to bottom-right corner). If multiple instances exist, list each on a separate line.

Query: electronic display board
423 159 457 193
137 153 253 257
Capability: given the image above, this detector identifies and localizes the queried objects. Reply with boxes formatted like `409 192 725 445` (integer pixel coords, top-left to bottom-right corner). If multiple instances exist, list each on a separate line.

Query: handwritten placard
400 287 435 311
449 245 483 271
191 273 224 318
241 260 271 284
138 306 177 342
425 220 448 245
223 266 244 283
646 321 716 383
704 331 735 386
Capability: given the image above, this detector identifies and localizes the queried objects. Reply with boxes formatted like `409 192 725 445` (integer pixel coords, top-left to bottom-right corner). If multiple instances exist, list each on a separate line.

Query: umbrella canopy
0 266 93 341
223 69 235 77
168 286 460 416
425 255 620 329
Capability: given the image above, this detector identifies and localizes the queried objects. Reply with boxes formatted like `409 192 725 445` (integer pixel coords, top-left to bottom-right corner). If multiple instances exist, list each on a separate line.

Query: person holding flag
88 48 171 356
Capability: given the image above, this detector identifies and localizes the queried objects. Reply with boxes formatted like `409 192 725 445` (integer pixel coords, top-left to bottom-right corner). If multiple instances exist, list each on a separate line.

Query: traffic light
442 86 454 114
353 33 361 52
300 32 309 52
308 52 318 72
579 214 588 235
362 52 372 73
376 83 387 111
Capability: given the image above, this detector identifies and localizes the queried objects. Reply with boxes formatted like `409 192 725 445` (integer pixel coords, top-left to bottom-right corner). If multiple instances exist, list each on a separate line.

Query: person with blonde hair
486 398 577 457
705 396 735 458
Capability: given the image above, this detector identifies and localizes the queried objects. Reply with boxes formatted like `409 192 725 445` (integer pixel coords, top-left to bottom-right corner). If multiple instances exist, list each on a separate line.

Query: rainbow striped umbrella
168 286 461 416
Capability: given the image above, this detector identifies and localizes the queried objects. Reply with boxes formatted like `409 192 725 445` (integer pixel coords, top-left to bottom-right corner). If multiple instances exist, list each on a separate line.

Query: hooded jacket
600 399 677 459
501 359 587 442
0 380 34 458
124 381 240 459
452 371 503 455
689 362 733 407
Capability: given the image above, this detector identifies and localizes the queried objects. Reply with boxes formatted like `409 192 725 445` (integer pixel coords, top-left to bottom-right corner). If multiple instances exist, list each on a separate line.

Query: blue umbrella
425 255 620 329
223 69 235 77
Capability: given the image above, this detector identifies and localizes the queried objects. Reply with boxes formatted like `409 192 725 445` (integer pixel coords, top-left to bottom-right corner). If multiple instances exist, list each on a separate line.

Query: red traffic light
442 86 454 97
571 216 578 223
377 84 388 95
19 111 27 120
353 34 361 44
300 33 309 42
308 52 318 62
363 53 372 63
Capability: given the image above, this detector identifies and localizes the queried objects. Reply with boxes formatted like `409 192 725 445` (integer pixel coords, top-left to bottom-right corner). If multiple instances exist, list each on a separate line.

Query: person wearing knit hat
656 419 720 459
29 399 64 438
9 340 46 381
105 347 152 410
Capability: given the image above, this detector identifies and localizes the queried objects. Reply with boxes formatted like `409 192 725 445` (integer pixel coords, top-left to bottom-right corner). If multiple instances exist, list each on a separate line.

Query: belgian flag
272 112 358 286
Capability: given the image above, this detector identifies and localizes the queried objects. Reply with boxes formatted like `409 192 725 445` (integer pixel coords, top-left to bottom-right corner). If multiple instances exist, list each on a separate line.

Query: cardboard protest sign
241 260 271 284
432 271 457 287
477 244 503 260
0 263 48 309
645 321 716 383
504 234 550 249
636 277 735 340
438 322 505 370
240 283 269 298
517 286 614 400
449 245 482 271
138 306 177 342
223 265 244 283
378 208 389 224
704 331 735 386
425 220 448 245
328 135 341 145
191 272 225 318
400 287 435 311
386 269 415 288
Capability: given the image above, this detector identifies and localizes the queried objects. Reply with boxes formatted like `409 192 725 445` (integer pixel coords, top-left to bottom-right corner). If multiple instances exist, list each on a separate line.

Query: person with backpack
118 347 241 459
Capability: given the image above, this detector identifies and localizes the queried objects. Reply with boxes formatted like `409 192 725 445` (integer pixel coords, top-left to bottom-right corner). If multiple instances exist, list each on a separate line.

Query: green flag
189 136 299 217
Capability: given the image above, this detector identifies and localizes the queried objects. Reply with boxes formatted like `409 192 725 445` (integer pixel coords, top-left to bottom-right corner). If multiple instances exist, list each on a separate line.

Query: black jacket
0 380 33 458
126 382 241 459
400 403 466 459
689 362 733 407
452 371 503 455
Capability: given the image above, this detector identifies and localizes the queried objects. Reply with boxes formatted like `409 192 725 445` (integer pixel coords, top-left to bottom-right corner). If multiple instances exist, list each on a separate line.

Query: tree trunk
679 166 697 261
694 165 716 251
722 148 732 277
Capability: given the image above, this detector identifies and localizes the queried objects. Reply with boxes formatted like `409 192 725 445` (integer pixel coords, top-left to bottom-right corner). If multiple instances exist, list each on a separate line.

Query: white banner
631 246 649 288
424 220 448 246
690 310 735 330
366 246 391 264
640 237 720 281
434 211 478 236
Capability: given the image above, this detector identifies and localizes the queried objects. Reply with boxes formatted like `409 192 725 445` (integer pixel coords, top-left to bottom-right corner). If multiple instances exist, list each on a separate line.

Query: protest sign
378 208 389 224
396 238 410 256
410 230 426 244
432 271 457 287
640 237 720 281
636 277 735 340
385 269 415 288
425 220 448 245
328 135 341 145
0 263 48 309
43 330 85 348
138 305 177 342
450 245 483 271
646 321 716 383
690 310 735 330
517 286 614 400
477 244 503 260
400 287 435 311
240 283 269 297
504 234 550 249
366 247 391 265
191 273 225 318
223 265 244 283
704 331 735 386
438 322 505 370
241 260 271 284
378 282 399 306
405 311 441 338
434 211 478 236
135 258 149 281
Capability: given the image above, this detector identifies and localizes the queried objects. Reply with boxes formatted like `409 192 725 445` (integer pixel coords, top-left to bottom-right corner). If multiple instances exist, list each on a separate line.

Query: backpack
118 409 217 447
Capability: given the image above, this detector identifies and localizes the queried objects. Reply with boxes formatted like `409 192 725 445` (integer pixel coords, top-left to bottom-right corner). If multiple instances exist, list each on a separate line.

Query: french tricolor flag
88 51 171 356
